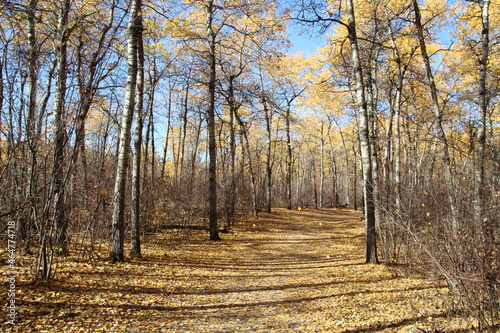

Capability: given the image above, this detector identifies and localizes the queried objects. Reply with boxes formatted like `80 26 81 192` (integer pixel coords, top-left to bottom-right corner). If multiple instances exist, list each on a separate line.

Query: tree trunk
412 0 458 240
474 0 489 232
311 152 318 208
235 111 259 219
327 122 340 207
352 141 358 211
319 122 325 209
474 2 495 330
265 113 273 213
286 107 293 210
22 0 39 254
130 13 144 258
346 0 378 264
206 0 220 241
72 7 115 209
52 0 72 258
331 117 350 207
385 15 406 223
365 65 382 231
142 58 159 186
110 0 141 262
189 112 203 191
161 82 173 180
225 75 238 228
179 66 192 182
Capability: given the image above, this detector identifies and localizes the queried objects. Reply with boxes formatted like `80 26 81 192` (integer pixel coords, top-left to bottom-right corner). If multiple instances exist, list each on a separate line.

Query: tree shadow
341 312 473 333
20 281 437 313
22 273 402 298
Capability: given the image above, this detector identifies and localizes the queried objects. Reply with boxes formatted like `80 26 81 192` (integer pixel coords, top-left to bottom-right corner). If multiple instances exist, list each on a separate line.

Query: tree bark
346 0 378 264
473 2 495 329
130 12 144 258
327 120 340 207
286 106 293 210
473 0 489 229
110 0 141 261
178 66 192 182
235 111 258 219
21 0 39 254
225 75 238 227
384 12 406 223
412 0 458 240
161 82 173 180
365 64 382 232
206 0 220 241
265 108 273 213
142 67 157 185
52 0 72 257
319 121 325 209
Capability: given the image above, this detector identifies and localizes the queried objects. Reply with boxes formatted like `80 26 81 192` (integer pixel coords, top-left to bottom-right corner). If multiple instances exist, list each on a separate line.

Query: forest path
5 208 463 332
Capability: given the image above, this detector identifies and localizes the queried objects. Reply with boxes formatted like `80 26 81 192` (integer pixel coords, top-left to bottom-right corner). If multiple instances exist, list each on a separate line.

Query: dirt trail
3 208 471 332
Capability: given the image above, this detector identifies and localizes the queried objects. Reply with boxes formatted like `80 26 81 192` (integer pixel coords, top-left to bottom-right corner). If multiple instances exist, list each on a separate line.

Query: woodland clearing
1 208 480 332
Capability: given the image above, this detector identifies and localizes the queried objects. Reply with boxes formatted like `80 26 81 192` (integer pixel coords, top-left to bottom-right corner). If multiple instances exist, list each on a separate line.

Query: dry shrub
378 174 499 331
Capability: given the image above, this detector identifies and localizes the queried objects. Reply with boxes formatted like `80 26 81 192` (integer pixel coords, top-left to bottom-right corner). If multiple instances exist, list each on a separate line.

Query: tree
110 0 143 262
469 0 496 329
205 0 220 241
411 0 459 240
23 0 41 254
130 7 145 258
234 109 259 219
345 0 377 264
471 0 490 240
219 49 246 228
294 0 378 263
51 0 73 260
71 0 120 207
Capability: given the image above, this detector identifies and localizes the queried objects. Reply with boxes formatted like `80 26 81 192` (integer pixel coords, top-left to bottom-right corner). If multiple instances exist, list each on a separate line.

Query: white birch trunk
130 8 144 258
109 0 140 261
346 0 378 264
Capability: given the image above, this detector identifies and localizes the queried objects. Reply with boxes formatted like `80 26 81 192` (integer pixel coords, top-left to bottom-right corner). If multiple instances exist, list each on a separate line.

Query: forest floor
2 208 479 332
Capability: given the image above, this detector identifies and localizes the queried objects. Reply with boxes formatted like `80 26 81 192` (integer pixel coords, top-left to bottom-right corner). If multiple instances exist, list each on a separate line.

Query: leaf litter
1 208 479 332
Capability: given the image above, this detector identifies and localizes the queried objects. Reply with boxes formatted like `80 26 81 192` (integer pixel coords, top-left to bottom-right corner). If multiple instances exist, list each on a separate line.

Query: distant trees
294 0 379 263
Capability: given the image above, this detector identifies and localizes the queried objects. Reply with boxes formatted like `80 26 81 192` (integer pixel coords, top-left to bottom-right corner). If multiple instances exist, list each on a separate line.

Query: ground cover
1 208 478 332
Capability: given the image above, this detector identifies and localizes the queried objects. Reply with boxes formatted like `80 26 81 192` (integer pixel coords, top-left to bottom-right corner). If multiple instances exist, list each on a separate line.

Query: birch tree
471 0 490 238
130 10 145 258
345 0 378 263
110 0 142 261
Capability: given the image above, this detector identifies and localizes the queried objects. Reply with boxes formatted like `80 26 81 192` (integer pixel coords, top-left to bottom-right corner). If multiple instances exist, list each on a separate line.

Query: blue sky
287 24 327 54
